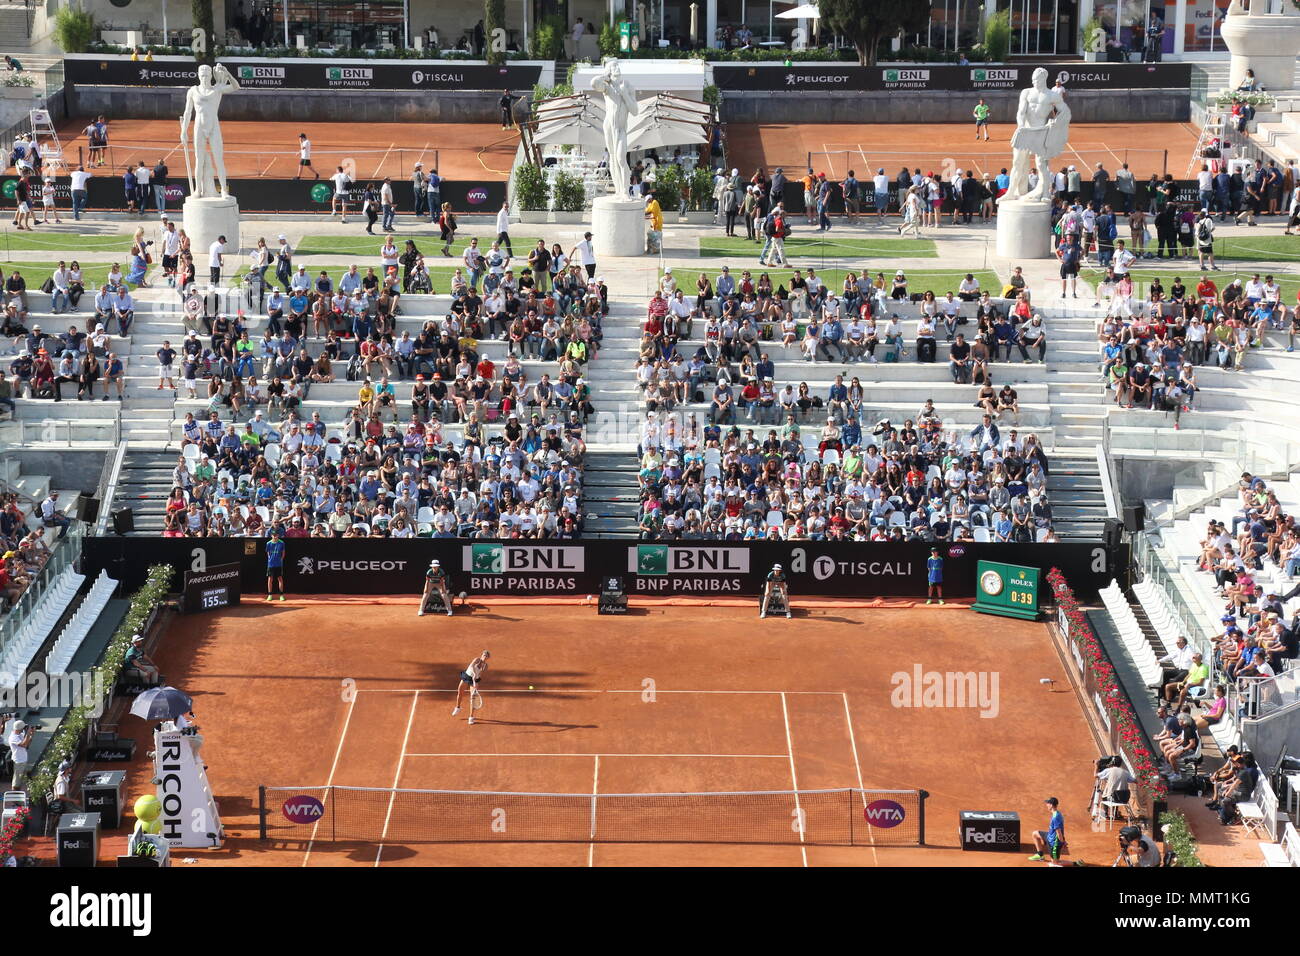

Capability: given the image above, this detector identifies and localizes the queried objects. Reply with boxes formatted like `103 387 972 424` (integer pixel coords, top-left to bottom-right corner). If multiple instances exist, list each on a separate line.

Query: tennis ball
529 684 534 690
134 793 162 827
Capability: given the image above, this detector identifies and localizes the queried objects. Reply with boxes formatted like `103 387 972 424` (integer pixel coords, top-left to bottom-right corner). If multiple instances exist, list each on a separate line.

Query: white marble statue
590 59 639 199
1002 67 1071 203
180 63 241 199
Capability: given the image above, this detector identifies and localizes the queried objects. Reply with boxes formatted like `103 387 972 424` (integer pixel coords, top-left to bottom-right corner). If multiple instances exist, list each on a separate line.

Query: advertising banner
712 62 1191 93
83 537 1126 602
65 57 543 91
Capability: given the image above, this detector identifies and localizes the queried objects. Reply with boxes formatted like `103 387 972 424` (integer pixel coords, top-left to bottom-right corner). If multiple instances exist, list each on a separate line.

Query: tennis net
260 785 927 846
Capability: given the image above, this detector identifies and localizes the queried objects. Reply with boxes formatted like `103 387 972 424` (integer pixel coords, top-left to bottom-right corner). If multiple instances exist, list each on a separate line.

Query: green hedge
26 564 175 803
1158 810 1206 867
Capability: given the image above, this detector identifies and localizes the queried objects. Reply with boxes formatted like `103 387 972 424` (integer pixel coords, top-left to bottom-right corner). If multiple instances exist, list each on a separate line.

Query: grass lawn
0 229 136 256
1 261 119 289
697 235 938 259
1081 267 1300 304
662 265 1001 298
1212 233 1300 262
293 233 544 259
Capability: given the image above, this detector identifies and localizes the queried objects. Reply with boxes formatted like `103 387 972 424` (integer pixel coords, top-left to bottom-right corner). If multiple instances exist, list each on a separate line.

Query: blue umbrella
129 686 193 721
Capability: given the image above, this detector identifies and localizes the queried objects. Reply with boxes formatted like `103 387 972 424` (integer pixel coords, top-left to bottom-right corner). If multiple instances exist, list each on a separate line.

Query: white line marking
373 690 420 867
302 691 355 867
372 143 395 180
356 688 847 696
842 692 878 865
405 752 791 758
780 692 808 867
588 755 599 867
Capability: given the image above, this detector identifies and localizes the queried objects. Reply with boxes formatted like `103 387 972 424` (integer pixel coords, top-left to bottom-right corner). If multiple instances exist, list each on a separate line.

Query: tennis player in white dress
452 650 490 725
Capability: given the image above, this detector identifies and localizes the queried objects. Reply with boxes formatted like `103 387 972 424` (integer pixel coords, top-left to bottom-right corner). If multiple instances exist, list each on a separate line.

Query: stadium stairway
580 452 642 538
1042 299 1112 538
115 449 182 535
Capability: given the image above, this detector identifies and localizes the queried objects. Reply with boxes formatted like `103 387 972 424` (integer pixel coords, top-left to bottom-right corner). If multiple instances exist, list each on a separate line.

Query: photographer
1113 825 1161 867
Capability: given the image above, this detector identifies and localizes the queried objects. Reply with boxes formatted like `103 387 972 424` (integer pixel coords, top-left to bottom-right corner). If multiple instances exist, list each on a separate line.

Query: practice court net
260 785 928 846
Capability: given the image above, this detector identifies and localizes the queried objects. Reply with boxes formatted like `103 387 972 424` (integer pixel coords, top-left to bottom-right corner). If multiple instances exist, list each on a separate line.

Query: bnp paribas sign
462 544 584 591
628 546 750 592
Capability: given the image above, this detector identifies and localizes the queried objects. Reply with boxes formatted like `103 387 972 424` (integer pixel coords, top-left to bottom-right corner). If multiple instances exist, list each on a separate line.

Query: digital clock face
979 570 1004 596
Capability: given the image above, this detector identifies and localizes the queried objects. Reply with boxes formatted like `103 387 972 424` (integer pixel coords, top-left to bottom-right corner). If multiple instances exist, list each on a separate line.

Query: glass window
274 0 405 49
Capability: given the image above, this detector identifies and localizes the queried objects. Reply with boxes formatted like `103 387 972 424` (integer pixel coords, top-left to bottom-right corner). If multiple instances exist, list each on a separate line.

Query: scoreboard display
971 561 1040 620
183 563 242 614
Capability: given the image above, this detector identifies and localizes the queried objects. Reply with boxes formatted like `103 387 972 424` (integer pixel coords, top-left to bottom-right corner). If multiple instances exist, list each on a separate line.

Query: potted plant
683 165 718 223
550 170 588 223
1081 15 1105 62
514 163 550 224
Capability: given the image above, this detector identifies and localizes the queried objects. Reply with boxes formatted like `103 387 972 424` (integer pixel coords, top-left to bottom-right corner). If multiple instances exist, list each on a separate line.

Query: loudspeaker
1103 517 1124 549
1123 503 1146 534
73 493 100 524
111 507 134 535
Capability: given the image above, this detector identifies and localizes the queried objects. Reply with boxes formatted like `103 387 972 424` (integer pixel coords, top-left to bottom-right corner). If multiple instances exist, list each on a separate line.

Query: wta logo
864 799 906 828
282 795 325 824
466 187 489 205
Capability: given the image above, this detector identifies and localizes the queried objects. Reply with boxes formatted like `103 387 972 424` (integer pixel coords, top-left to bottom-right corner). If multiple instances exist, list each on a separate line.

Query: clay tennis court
90 598 1121 867
729 121 1201 180
55 118 519 181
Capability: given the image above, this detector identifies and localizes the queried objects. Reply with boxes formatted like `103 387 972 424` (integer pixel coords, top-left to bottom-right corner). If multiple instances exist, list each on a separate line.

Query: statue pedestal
1221 13 1300 92
996 198 1053 260
182 195 241 277
591 196 645 258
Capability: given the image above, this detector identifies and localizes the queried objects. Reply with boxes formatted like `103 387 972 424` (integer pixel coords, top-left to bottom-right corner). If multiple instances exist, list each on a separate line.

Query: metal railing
93 440 130 537
10 416 122 448
1130 530 1218 661
1096 427 1120 520
0 522 85 659
1232 670 1300 723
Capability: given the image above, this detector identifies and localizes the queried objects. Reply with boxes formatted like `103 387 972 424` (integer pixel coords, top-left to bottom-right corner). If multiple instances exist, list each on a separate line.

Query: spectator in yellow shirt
357 379 376 417
644 195 663 253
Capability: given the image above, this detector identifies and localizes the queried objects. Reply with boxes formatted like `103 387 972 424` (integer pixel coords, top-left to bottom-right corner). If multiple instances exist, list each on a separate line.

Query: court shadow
473 718 599 732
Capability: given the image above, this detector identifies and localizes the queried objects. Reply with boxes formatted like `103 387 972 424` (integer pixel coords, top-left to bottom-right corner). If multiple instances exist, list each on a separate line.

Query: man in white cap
125 633 161 684
761 562 791 619
7 719 33 789
419 558 453 616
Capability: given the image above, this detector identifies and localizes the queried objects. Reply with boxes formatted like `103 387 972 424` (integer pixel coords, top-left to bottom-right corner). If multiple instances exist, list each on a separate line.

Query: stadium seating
0 563 83 690
44 569 117 676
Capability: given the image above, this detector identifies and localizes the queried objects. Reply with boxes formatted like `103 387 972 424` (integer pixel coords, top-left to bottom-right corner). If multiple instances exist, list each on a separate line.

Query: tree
484 0 506 66
191 0 216 64
818 0 932 66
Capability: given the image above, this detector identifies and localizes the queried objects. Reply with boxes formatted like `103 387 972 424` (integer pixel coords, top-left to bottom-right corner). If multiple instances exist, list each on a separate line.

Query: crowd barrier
82 536 1127 601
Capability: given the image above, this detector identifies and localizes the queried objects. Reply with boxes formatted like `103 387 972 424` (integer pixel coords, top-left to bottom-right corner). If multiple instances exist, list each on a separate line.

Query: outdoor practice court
55 118 519 181
114 599 1121 867
729 121 1201 180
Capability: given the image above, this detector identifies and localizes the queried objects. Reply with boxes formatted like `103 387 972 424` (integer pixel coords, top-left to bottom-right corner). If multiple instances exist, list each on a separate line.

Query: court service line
301 691 356 867
858 143 870 168
780 692 809 868
588 755 600 868
373 690 420 867
405 752 791 758
842 692 878 866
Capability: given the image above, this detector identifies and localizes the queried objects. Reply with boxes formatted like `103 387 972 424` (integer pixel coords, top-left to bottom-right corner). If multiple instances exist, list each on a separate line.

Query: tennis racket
470 684 483 710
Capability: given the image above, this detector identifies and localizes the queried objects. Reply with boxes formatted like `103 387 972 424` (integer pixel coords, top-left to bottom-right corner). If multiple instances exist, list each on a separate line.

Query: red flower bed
0 805 31 861
1048 567 1168 799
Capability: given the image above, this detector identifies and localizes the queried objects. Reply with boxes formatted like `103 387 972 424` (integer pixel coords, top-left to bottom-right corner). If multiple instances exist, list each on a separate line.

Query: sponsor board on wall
65 56 543 91
711 62 1191 92
83 537 1126 601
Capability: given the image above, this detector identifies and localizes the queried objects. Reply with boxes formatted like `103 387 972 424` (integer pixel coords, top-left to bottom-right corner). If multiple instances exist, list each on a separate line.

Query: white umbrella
532 116 607 151
628 117 708 151
776 3 820 17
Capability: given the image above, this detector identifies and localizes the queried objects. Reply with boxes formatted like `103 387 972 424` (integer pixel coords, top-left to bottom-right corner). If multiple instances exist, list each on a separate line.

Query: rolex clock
972 560 1040 620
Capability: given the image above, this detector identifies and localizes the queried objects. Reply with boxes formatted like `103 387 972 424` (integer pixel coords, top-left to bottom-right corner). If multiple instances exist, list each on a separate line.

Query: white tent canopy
776 3 820 17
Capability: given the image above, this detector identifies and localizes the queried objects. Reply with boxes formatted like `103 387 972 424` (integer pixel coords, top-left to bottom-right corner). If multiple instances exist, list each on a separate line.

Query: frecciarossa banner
83 537 1126 601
